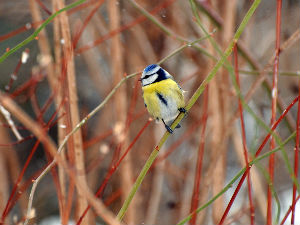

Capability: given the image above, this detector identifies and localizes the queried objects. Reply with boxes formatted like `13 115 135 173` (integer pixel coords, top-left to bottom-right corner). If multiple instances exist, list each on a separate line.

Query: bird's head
139 64 172 86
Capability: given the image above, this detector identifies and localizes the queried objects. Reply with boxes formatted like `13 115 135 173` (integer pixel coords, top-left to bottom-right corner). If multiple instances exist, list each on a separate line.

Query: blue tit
140 64 186 133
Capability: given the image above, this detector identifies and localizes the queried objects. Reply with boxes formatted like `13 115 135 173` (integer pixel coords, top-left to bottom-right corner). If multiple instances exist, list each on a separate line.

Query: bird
140 64 186 133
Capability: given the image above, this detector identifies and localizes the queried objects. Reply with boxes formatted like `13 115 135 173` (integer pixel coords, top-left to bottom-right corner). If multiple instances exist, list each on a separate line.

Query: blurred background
0 0 299 224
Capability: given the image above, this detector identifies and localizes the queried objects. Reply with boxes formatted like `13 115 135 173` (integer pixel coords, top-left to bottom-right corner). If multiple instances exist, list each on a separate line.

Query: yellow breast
142 79 184 120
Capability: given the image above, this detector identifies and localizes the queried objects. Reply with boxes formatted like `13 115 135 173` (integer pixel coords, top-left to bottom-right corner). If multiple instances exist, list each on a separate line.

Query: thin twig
0 0 86 63
267 1 282 224
0 105 22 141
291 38 300 225
0 92 122 225
234 45 254 224
56 0 89 222
190 87 208 225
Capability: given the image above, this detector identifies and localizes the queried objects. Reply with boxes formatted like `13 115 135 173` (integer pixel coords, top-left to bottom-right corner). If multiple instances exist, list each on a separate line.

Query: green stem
176 131 295 225
239 69 300 77
116 129 172 220
157 31 216 65
128 0 180 40
116 148 159 220
0 0 86 63
192 0 299 208
184 0 261 111
116 0 261 221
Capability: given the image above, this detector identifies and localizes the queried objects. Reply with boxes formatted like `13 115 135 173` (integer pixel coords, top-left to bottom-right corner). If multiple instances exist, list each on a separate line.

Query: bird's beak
138 78 142 82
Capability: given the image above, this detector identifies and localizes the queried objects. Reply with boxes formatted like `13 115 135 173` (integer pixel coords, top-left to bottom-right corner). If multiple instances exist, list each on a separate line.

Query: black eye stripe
144 74 151 79
142 73 156 80
141 68 168 82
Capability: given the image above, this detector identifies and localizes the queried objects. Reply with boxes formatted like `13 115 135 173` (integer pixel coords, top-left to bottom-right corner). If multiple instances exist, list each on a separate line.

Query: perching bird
140 64 186 133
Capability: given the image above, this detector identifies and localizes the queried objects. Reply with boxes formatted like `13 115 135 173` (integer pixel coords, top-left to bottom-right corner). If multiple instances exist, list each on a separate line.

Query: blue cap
144 64 159 73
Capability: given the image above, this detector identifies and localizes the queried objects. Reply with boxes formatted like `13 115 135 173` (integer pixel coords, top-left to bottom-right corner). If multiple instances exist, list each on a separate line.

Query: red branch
104 189 122 206
34 0 52 15
72 0 105 49
1 100 65 221
83 129 113 150
10 71 44 99
234 45 254 224
76 120 151 225
0 0 99 42
75 0 177 54
0 22 41 42
291 35 300 225
281 195 300 225
190 86 209 224
218 95 299 225
5 49 30 93
126 77 141 127
0 141 40 222
267 0 282 224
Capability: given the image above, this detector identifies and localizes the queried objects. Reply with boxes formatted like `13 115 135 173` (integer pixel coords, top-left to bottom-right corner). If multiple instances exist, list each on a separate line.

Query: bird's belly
158 96 179 122
143 93 179 122
142 79 184 122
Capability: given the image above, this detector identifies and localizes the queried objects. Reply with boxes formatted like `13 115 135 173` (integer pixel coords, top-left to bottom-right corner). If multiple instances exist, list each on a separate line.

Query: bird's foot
165 124 174 134
178 107 187 114
162 119 173 134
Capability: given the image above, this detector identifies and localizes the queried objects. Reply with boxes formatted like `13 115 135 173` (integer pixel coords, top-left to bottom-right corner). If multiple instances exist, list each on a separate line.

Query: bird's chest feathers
142 80 181 121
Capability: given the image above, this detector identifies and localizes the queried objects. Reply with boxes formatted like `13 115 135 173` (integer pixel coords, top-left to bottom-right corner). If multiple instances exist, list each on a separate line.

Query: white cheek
142 74 158 86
